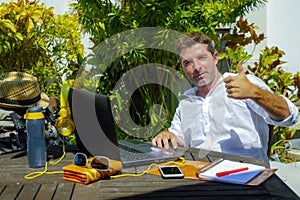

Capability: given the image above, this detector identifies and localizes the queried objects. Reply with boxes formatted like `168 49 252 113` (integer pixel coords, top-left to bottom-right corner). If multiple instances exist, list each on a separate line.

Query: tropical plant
0 0 84 101
72 0 267 140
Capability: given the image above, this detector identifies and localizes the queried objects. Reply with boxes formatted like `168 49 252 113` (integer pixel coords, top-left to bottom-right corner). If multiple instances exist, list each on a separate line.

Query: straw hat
0 72 49 109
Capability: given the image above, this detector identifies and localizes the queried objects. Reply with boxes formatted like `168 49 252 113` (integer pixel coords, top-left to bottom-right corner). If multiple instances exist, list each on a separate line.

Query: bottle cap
24 106 45 119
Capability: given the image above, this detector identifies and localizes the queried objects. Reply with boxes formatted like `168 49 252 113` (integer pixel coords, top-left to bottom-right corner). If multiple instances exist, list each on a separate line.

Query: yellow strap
60 80 74 116
24 139 66 180
110 156 186 178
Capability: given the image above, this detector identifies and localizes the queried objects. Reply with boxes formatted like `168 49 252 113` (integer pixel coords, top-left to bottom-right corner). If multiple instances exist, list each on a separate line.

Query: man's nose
193 61 201 72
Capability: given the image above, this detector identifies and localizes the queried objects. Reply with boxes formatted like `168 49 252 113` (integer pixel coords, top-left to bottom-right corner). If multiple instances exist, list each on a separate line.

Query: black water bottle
24 106 46 168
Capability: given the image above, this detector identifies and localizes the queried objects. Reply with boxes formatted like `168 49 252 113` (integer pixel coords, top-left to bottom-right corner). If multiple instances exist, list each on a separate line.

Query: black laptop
69 88 183 168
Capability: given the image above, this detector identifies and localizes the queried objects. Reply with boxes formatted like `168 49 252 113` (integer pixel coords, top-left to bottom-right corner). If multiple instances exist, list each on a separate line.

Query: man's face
180 43 219 87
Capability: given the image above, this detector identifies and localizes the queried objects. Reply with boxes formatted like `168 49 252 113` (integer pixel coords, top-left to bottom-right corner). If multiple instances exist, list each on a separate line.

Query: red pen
216 167 249 177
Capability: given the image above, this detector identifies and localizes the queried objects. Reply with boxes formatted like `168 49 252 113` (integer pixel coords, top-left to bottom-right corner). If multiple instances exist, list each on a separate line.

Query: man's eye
198 56 207 60
183 61 191 68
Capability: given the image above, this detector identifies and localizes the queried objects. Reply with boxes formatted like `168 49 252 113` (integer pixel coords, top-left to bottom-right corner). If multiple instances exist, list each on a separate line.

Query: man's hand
151 130 184 150
224 61 257 99
224 61 290 120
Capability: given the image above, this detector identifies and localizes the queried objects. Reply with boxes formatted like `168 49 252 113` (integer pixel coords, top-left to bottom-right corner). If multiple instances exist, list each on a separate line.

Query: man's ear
213 51 219 64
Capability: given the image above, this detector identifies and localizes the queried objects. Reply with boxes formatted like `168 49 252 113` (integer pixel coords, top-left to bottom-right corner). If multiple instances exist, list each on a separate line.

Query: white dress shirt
168 73 299 166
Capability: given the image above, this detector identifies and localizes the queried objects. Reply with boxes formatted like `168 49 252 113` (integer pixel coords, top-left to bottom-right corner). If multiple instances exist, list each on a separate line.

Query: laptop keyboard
118 143 154 161
118 143 143 153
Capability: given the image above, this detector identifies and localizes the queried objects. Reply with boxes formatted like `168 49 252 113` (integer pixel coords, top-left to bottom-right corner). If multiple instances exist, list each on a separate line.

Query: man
151 32 298 166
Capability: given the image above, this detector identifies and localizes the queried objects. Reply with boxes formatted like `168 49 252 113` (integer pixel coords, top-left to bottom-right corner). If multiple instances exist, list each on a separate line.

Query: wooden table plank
72 182 104 200
52 182 75 200
0 151 74 185
95 182 269 200
187 148 268 167
75 175 269 199
35 183 57 200
0 184 23 200
16 183 40 200
0 184 6 194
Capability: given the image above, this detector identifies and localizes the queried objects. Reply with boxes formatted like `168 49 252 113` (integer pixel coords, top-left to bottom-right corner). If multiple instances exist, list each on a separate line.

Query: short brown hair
175 32 215 61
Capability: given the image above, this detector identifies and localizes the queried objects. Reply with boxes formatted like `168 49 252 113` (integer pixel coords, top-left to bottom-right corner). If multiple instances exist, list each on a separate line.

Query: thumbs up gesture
223 61 256 99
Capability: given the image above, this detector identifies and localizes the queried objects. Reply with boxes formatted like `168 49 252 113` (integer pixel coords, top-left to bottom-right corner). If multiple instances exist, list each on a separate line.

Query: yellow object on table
63 158 122 184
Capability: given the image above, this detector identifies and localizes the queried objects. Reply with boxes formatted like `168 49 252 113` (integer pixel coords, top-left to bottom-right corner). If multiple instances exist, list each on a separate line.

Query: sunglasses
73 153 110 171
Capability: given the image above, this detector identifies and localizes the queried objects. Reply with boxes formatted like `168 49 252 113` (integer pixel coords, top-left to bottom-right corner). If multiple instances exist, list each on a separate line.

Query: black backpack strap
44 107 56 124
9 112 27 150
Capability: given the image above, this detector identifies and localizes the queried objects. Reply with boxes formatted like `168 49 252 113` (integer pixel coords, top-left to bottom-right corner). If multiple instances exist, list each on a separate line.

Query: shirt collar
183 76 224 97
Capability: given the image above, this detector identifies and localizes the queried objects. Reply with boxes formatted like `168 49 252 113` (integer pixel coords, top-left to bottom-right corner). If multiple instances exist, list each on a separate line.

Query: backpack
0 108 27 153
0 106 61 154
0 72 61 154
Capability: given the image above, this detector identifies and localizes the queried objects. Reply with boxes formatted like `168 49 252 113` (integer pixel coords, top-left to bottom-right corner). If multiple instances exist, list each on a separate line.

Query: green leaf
15 33 24 41
0 19 17 32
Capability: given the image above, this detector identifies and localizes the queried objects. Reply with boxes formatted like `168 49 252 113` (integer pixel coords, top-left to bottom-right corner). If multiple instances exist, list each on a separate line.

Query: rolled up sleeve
266 95 299 126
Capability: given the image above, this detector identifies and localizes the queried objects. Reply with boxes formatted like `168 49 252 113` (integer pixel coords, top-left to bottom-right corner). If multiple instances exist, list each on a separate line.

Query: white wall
244 4 267 67
246 0 300 74
267 0 300 74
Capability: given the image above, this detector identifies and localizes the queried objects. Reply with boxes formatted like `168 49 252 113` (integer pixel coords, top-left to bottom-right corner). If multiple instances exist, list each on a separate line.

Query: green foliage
270 126 297 163
72 0 267 140
72 0 266 47
218 18 265 72
249 47 298 101
220 18 299 102
221 18 299 97
0 0 84 101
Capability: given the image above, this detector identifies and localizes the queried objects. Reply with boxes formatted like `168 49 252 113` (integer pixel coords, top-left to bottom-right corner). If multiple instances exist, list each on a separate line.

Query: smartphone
158 165 184 179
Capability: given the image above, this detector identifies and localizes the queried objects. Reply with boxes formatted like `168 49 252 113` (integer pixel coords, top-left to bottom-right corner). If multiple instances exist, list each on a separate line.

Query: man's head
175 32 215 62
175 32 220 89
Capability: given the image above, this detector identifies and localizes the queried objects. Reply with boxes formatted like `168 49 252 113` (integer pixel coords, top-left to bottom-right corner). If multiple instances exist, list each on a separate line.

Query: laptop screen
69 88 183 168
69 88 121 161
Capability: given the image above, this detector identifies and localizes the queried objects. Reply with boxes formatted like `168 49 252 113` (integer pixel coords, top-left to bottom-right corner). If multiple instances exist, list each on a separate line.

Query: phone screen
159 166 184 178
160 166 182 174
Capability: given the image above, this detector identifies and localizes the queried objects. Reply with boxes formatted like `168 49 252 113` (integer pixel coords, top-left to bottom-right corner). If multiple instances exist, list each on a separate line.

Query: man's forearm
251 85 290 121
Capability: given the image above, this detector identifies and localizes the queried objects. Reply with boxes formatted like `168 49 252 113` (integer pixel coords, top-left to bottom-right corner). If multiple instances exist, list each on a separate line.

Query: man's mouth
194 73 205 79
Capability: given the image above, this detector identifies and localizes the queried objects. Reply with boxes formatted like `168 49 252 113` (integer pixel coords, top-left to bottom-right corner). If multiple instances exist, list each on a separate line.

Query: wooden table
0 147 299 200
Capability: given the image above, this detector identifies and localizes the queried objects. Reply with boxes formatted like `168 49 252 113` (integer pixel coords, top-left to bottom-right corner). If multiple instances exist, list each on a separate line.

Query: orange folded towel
63 159 122 184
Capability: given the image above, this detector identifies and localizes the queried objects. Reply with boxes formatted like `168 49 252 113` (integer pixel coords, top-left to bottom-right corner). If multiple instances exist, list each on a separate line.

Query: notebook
69 88 183 168
197 159 266 184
